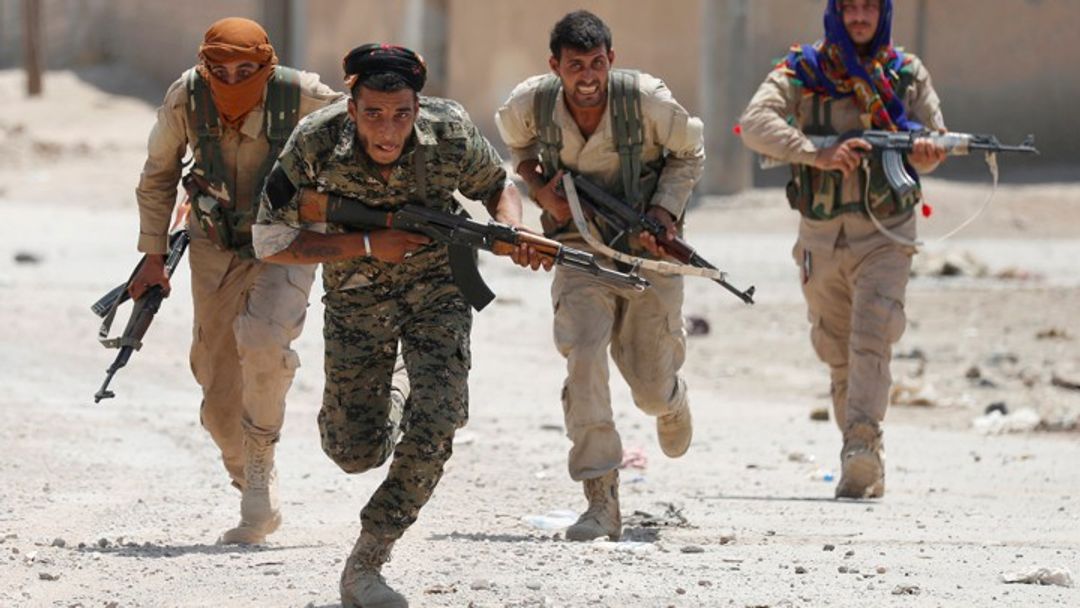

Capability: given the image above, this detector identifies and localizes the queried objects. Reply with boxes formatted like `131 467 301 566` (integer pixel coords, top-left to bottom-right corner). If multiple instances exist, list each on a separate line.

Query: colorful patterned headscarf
783 0 920 132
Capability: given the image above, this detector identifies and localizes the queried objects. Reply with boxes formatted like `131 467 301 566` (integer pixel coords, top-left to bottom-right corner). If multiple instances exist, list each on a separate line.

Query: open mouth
576 83 601 96
374 143 400 155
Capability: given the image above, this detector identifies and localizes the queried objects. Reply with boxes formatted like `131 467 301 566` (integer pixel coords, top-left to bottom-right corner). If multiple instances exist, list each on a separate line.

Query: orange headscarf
196 17 279 128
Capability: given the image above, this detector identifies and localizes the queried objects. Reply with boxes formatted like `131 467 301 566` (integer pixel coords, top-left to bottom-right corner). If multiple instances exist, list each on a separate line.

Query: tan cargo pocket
809 313 847 367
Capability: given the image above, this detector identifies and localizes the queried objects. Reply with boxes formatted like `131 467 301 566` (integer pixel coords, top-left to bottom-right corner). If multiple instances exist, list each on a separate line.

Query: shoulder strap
186 69 229 197
533 74 563 180
252 66 303 203
609 69 645 206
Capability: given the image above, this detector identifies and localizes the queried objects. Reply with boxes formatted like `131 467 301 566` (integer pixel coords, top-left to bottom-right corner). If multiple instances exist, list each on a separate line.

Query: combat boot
219 434 282 544
657 405 693 458
835 423 885 499
340 530 408 608
566 469 621 541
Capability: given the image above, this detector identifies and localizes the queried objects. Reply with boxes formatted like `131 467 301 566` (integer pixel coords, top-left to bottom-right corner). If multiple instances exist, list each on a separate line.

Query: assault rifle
298 190 650 311
92 203 190 403
760 130 1039 196
566 174 756 304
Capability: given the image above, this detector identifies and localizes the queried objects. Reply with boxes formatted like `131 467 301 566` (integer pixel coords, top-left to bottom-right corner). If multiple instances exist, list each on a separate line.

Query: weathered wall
3 0 1075 184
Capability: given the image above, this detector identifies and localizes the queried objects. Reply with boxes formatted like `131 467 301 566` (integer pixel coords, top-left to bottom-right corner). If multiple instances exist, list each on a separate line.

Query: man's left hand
504 223 554 271
909 130 948 171
640 207 677 258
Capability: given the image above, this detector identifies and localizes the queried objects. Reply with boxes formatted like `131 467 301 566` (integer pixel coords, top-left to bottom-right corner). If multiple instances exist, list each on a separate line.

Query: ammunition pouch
183 173 255 258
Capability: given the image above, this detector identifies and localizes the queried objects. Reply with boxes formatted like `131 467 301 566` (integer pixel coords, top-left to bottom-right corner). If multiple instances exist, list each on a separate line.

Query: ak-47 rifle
92 202 190 403
298 190 650 311
562 174 756 304
759 130 1039 198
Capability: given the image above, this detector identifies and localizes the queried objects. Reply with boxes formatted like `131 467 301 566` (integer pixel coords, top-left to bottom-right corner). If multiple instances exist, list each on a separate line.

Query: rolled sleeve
495 78 543 169
135 78 188 254
254 128 313 258
644 80 706 219
740 69 819 166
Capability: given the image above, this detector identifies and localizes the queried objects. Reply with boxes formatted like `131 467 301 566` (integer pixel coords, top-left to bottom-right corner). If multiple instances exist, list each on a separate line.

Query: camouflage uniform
254 97 507 539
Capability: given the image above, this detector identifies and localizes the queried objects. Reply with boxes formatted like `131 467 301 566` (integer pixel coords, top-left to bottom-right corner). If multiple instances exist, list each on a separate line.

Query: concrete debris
973 408 1041 435
891 584 921 595
1001 566 1074 588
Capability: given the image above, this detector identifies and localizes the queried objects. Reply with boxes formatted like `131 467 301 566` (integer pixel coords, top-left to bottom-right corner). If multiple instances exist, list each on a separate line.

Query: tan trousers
794 236 912 432
188 236 316 486
551 266 688 482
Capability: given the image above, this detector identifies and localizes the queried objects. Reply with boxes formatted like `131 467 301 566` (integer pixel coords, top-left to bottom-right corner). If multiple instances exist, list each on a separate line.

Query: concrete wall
4 0 1076 185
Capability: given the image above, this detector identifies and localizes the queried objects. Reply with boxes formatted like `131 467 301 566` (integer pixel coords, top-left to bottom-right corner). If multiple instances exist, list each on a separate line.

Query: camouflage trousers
319 252 471 541
188 235 315 487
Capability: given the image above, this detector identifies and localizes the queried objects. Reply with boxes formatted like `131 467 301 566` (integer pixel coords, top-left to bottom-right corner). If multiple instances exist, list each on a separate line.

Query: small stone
675 587 687 595
51 538 66 548
526 581 541 591
718 530 736 544
39 572 60 581
838 566 849 574
97 538 110 548
877 566 887 574
810 407 830 421
697 580 712 587
795 566 807 574
844 550 855 557
469 579 491 591
680 545 705 554
764 530 776 537
14 251 42 264
823 544 835 551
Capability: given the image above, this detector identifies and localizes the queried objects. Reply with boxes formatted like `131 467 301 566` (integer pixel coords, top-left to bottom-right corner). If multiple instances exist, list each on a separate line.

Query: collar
553 87 612 142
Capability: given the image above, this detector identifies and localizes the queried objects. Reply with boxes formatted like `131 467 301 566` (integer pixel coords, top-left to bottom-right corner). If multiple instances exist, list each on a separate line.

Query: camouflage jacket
254 97 507 291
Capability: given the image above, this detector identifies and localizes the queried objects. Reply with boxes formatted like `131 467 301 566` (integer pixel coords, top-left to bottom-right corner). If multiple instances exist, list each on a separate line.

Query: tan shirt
495 72 705 219
135 68 342 254
739 53 945 254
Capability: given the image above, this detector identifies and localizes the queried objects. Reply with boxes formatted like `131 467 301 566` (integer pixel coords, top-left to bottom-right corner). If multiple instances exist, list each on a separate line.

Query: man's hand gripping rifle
764 130 1039 197
562 174 756 304
298 190 650 312
91 202 190 403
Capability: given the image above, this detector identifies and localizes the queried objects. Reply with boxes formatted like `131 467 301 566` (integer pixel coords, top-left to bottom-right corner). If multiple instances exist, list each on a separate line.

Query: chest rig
786 66 920 221
533 70 663 246
185 66 301 257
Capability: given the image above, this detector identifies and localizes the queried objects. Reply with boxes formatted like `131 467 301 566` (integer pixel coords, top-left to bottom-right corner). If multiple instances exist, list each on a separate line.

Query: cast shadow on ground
75 541 324 558
697 493 870 504
427 531 550 543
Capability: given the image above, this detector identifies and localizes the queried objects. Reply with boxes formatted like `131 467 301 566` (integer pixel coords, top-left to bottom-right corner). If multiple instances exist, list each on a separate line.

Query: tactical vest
533 69 662 241
185 66 301 257
786 65 920 221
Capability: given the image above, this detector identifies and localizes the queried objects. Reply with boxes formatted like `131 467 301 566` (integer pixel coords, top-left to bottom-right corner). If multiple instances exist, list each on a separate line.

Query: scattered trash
521 510 578 531
1001 566 1074 588
911 250 987 278
620 447 648 470
1051 373 1080 392
623 503 690 529
684 315 710 337
895 348 926 361
809 469 835 482
890 377 938 407
891 584 921 595
1036 328 1072 341
14 251 42 265
973 408 1041 435
810 407 830 422
787 452 815 464
985 402 1008 416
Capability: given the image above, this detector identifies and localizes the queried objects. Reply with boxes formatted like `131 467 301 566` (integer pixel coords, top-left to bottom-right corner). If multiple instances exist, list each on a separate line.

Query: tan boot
835 423 885 499
340 530 408 608
566 469 621 541
219 435 282 544
657 406 693 458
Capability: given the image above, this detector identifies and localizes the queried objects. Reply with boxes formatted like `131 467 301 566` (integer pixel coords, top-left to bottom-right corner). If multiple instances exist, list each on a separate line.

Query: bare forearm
515 160 546 195
486 184 525 226
263 230 367 264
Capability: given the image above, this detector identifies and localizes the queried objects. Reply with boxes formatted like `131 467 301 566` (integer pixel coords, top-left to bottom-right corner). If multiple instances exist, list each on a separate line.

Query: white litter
973 408 1042 435
1001 567 1074 588
521 510 578 531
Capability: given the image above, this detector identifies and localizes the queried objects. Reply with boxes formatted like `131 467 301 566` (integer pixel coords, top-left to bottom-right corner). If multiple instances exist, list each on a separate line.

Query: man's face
839 0 881 47
207 60 261 85
348 87 419 166
549 45 615 110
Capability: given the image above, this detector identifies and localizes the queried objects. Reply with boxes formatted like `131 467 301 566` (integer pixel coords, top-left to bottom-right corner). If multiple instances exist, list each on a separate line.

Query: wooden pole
23 0 42 96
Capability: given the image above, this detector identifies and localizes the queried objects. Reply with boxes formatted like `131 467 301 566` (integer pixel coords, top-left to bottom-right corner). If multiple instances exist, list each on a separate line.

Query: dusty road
1 70 1078 607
